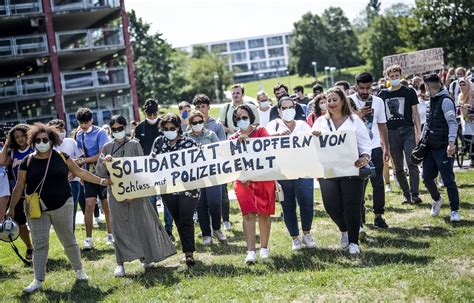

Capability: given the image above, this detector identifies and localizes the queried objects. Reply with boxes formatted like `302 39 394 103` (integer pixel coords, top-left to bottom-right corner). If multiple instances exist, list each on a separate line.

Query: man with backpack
219 84 259 135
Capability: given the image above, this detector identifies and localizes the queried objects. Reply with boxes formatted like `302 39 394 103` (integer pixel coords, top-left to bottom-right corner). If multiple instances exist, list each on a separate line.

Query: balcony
51 0 119 12
61 66 128 92
56 27 123 52
0 34 48 58
0 0 43 17
0 74 53 99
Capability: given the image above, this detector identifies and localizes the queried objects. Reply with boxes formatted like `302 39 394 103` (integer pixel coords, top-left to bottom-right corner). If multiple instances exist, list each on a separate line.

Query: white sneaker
223 221 231 230
142 262 153 269
76 269 89 280
292 238 302 251
105 234 114 245
359 227 367 241
83 237 93 250
23 280 42 293
450 211 460 222
348 243 361 256
302 234 316 248
197 231 203 237
213 230 228 242
340 231 349 249
93 217 99 227
245 251 257 264
202 236 213 246
385 184 392 193
431 198 443 217
259 248 270 259
114 265 125 277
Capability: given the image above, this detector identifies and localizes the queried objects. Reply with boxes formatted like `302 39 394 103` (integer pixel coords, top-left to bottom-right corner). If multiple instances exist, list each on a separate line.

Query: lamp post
286 70 291 91
312 61 317 83
213 74 219 103
330 67 336 87
324 66 330 89
258 73 264 91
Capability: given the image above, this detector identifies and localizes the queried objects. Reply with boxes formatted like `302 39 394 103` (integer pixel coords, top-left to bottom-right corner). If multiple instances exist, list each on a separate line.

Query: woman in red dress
228 104 275 264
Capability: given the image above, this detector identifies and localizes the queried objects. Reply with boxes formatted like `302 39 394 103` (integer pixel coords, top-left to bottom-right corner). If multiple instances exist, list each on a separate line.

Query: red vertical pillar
43 0 65 120
120 0 140 121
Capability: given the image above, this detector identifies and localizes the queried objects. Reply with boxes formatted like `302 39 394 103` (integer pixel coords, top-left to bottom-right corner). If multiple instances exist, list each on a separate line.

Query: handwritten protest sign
106 132 359 201
383 48 444 76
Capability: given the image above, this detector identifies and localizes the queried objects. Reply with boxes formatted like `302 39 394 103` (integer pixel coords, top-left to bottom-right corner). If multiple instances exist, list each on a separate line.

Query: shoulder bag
24 151 52 219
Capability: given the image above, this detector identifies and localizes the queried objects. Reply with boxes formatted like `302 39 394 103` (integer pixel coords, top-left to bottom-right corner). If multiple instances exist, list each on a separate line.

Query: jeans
319 177 364 245
278 178 314 237
388 127 420 197
221 184 230 222
162 194 198 253
422 148 460 211
70 181 81 233
149 195 174 233
197 185 223 237
362 147 385 221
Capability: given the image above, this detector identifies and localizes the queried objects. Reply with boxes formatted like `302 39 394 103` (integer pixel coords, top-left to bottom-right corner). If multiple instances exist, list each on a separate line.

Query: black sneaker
25 248 33 261
402 195 412 204
167 231 175 242
412 195 422 204
374 216 389 228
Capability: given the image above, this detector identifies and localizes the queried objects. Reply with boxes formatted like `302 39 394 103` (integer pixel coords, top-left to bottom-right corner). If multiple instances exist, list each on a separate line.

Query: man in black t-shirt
378 65 422 205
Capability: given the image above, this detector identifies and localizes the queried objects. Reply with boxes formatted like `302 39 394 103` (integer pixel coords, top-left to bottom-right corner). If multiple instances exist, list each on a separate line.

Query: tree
128 10 185 105
366 0 381 25
411 0 474 67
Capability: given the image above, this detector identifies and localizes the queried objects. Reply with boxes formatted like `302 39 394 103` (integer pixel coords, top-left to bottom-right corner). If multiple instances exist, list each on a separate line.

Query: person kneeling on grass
6 123 112 293
96 115 176 277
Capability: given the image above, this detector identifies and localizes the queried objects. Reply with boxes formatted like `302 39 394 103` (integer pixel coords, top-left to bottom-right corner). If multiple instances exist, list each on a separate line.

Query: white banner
106 131 360 201
383 48 444 76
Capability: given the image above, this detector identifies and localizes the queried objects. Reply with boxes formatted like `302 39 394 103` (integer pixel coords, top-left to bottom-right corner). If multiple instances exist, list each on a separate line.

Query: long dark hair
8 124 29 151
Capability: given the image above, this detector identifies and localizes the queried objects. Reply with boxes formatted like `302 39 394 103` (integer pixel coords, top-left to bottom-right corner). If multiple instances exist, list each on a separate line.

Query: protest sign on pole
383 48 444 76
106 131 360 201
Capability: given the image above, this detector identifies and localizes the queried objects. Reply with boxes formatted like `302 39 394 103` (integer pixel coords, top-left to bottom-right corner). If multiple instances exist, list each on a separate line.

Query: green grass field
0 170 473 301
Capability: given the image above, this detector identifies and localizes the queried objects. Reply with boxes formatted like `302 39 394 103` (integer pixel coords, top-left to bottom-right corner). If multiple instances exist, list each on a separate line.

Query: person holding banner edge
229 104 275 264
312 87 372 256
96 115 176 277
265 97 316 251
151 113 199 266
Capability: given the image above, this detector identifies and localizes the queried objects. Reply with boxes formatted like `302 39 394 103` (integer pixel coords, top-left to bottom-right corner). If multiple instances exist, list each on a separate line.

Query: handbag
275 181 284 202
25 151 52 219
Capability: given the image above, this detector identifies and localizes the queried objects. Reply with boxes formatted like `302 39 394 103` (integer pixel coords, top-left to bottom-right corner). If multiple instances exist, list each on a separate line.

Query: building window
248 38 264 49
249 50 266 61
210 43 227 53
266 36 283 46
229 41 246 51
269 59 286 68
285 35 291 44
268 47 284 58
230 52 247 63
250 61 267 71
232 64 249 73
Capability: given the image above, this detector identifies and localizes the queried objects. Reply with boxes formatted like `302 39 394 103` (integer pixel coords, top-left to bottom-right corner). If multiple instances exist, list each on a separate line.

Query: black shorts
14 198 27 225
83 181 107 200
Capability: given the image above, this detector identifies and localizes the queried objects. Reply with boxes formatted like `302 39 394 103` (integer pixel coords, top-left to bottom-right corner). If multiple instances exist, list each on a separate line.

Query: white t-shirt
312 114 372 158
449 80 462 105
55 138 83 182
417 98 427 125
348 94 387 150
265 119 311 135
258 107 271 127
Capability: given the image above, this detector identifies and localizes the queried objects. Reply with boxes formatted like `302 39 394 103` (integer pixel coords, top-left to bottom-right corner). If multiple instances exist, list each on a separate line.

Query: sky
126 0 415 48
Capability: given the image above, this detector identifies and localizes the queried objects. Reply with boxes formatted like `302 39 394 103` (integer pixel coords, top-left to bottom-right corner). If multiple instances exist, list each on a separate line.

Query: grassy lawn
1 170 472 301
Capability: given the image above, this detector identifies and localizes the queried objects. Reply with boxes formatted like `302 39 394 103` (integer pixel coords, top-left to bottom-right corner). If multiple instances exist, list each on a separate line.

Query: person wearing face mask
0 124 34 261
458 78 474 168
256 90 272 127
265 97 316 251
95 115 176 277
421 74 461 222
448 67 467 104
229 104 275 264
179 101 192 132
151 113 199 266
47 119 83 233
185 111 227 245
378 64 422 205
269 83 307 122
6 123 112 293
306 94 328 127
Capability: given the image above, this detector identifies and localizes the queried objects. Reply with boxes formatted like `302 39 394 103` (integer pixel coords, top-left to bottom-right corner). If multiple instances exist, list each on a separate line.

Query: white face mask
85 126 93 133
191 123 204 133
164 130 178 141
146 118 158 125
59 132 66 140
259 101 270 108
281 108 296 122
319 103 327 111
237 119 250 130
112 130 126 140
36 142 51 153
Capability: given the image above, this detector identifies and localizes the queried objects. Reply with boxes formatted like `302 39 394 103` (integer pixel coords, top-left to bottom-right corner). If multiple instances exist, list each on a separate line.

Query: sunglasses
35 137 49 144
111 126 124 133
235 116 249 121
281 106 295 110
190 120 204 126
163 127 177 132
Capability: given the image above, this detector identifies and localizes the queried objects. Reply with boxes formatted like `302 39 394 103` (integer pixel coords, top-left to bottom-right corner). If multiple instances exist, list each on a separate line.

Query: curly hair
8 124 29 150
143 98 158 115
47 118 65 129
27 123 61 148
